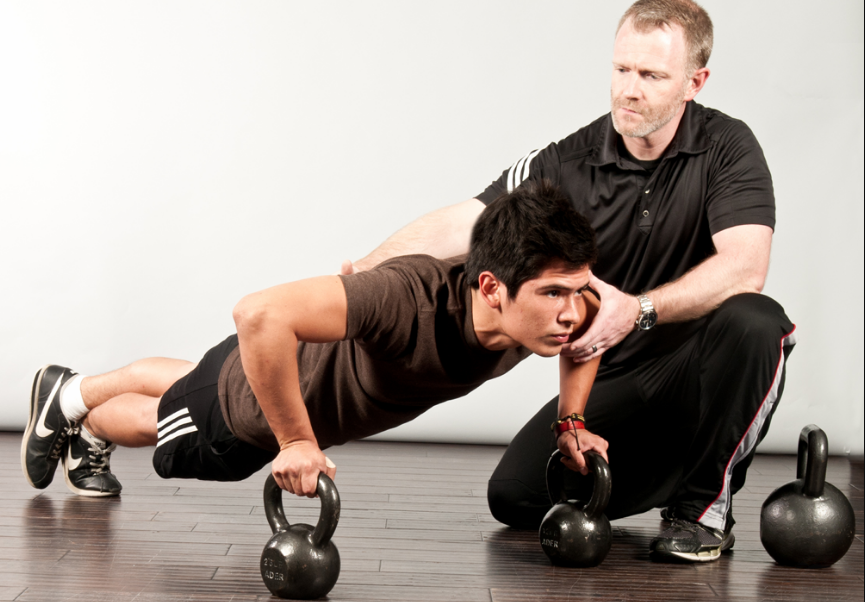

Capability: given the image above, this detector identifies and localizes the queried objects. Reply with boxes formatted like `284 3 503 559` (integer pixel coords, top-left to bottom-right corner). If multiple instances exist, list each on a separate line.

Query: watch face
639 311 658 330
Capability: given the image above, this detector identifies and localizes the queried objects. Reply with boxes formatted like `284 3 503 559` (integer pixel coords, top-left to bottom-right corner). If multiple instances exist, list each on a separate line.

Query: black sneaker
63 427 122 497
649 519 735 562
21 365 79 489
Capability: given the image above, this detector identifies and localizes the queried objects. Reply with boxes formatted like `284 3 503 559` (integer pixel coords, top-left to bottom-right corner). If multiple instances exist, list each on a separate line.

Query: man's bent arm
233 276 348 496
556 292 608 474
569 224 772 361
351 198 485 272
650 224 772 322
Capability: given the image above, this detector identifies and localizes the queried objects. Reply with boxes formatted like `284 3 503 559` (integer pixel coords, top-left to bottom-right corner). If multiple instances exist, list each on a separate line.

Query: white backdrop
1 1 862 455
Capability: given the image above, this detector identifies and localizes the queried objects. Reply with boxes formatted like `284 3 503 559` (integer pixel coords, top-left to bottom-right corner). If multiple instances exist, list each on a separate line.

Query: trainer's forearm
648 256 741 323
647 224 771 324
353 198 484 271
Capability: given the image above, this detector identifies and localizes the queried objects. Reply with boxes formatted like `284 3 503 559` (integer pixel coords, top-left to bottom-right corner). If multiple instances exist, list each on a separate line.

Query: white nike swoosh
35 375 64 439
66 443 83 471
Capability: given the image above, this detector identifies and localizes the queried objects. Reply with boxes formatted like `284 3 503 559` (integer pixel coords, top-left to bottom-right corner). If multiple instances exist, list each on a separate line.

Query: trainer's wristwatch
635 294 657 331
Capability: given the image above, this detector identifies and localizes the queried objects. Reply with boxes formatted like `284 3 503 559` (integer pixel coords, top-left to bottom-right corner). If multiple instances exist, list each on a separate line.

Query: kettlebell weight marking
541 527 561 549
262 556 283 569
263 570 286 582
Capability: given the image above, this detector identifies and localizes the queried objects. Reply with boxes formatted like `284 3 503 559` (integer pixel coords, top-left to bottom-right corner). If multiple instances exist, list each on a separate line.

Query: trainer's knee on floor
487 479 549 530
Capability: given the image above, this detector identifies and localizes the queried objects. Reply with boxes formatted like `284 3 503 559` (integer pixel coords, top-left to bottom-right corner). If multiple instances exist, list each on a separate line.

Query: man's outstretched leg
22 358 195 496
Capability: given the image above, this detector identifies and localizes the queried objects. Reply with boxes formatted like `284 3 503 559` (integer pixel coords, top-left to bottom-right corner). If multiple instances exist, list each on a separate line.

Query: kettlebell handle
546 450 611 518
263 472 341 547
797 424 828 498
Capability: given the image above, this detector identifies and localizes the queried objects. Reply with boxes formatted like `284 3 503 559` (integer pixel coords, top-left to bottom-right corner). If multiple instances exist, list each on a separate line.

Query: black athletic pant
487 293 796 532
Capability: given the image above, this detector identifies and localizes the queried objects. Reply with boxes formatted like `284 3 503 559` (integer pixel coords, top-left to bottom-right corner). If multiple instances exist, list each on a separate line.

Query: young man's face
499 261 591 357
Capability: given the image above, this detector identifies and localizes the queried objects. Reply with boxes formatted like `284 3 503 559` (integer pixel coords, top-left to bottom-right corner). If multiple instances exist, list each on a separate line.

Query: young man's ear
477 272 505 309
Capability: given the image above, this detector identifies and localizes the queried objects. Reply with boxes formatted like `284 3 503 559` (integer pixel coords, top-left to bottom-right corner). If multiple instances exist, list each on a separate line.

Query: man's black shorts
152 334 275 482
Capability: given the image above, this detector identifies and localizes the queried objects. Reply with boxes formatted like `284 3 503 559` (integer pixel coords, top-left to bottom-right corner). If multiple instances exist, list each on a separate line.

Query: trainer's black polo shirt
476 101 775 366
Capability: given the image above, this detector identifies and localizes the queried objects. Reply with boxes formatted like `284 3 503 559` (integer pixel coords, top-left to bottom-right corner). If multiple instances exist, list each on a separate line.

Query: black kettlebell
539 450 612 567
760 424 855 568
261 473 341 599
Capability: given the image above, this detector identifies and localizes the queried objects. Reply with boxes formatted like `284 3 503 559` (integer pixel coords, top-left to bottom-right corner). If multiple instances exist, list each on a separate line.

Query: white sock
79 423 108 446
59 374 90 422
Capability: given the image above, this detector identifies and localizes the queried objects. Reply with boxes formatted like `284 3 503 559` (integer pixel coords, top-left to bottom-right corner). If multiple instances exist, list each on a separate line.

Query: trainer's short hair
618 0 714 75
466 180 597 299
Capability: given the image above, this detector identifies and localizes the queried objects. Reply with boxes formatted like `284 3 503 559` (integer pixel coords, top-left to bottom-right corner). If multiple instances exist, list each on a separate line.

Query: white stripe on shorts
156 425 199 448
156 407 198 447
157 416 193 440
157 407 190 429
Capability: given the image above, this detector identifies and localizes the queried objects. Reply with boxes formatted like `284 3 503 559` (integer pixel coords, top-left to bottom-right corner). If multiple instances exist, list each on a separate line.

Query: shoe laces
72 426 115 475
48 425 76 461
663 518 701 537
671 518 699 531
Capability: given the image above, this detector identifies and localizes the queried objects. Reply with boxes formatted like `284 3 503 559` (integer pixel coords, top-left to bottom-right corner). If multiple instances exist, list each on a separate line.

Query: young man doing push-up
23 181 608 498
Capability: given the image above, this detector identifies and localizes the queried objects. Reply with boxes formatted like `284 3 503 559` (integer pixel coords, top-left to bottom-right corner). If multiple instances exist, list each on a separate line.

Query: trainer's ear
477 271 504 309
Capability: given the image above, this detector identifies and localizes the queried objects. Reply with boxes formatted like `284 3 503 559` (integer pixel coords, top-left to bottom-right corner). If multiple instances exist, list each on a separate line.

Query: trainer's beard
610 87 685 138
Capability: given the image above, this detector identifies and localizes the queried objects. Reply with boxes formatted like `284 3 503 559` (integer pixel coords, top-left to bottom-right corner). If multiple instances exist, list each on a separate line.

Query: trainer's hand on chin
272 440 337 498
565 273 639 363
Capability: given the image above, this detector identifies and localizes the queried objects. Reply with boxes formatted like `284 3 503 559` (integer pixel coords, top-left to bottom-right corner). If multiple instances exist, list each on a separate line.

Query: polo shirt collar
588 101 711 168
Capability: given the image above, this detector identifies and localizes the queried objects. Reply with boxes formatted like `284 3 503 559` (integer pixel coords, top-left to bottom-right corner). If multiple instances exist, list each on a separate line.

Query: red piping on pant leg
697 326 798 530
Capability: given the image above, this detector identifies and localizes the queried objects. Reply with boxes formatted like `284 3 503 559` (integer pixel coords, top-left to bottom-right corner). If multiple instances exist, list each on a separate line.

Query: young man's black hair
465 180 598 298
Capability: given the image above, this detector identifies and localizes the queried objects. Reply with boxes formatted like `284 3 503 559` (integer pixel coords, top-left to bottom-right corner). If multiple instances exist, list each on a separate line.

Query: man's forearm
232 277 349 448
353 198 485 272
235 316 317 448
648 224 771 324
558 355 600 416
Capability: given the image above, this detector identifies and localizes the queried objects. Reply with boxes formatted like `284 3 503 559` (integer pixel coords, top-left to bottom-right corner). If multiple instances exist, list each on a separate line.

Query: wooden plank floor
0 431 861 602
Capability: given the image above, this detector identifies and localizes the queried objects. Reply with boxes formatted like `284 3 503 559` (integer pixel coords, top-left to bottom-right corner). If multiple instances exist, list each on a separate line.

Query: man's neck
620 102 687 161
470 288 517 351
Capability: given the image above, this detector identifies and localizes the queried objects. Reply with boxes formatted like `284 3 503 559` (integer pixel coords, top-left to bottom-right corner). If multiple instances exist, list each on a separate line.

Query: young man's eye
546 290 560 298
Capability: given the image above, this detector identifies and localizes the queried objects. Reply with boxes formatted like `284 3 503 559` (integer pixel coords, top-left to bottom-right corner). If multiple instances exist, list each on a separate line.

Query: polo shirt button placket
639 188 653 230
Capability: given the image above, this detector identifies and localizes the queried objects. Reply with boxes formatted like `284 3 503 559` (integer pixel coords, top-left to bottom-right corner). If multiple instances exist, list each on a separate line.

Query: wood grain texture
0 432 861 601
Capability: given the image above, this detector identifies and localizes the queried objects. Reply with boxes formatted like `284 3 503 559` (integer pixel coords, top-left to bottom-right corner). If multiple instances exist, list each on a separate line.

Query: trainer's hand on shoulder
338 260 355 276
557 429 609 475
272 440 337 498
564 273 639 363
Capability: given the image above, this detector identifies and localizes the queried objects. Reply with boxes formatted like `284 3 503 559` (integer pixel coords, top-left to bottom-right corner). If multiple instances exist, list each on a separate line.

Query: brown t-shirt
218 255 532 451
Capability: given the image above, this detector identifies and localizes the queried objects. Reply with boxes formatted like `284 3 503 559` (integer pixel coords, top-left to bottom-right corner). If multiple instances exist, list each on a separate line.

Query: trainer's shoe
21 365 79 489
63 427 122 497
649 519 735 562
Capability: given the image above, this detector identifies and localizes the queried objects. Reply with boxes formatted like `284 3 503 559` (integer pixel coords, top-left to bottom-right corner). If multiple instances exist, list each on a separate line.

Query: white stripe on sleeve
506 150 540 193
